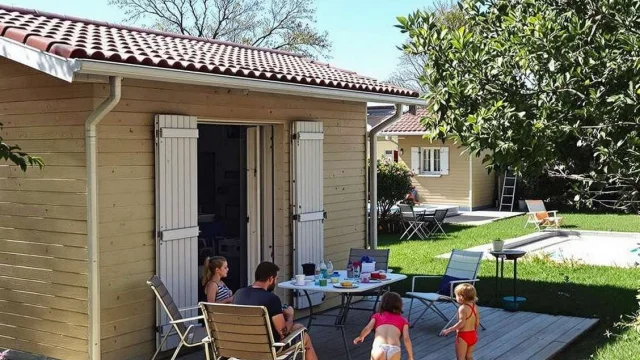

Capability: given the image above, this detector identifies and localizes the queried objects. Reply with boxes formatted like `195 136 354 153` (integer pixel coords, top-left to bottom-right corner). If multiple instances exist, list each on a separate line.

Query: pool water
516 234 640 267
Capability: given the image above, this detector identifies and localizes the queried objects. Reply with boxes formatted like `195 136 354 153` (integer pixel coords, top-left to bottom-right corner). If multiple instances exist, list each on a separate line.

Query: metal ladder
499 171 518 212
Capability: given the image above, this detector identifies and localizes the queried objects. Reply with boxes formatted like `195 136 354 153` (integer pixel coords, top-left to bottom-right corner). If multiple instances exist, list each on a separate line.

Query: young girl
202 256 233 303
440 283 480 360
353 292 414 360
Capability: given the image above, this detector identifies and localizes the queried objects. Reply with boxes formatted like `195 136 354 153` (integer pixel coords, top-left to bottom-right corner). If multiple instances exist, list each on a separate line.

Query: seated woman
202 256 233 303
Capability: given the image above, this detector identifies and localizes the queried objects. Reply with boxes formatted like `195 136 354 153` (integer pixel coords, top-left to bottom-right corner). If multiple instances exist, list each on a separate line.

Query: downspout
368 104 403 249
86 76 122 360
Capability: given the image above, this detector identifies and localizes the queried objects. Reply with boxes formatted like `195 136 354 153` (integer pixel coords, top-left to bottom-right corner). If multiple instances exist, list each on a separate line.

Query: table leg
303 290 314 330
494 257 499 301
339 294 354 360
513 259 518 305
500 257 505 298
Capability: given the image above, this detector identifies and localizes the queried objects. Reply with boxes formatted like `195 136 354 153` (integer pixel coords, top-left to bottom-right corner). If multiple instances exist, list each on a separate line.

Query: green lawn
379 213 640 360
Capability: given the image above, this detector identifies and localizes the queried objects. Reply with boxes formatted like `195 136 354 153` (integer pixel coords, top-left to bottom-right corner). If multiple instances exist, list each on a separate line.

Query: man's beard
267 283 276 292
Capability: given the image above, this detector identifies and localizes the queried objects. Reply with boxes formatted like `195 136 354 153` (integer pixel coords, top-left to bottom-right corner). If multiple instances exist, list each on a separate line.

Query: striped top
207 280 232 302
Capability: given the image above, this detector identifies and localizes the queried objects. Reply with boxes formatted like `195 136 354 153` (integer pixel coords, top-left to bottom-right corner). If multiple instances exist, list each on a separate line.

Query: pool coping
437 229 640 259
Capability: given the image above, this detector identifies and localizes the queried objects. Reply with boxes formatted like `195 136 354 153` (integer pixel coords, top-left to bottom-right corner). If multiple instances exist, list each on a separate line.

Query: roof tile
382 107 431 133
0 4 418 98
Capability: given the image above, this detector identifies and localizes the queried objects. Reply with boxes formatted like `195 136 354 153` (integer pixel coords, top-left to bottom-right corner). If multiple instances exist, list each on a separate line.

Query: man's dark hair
255 261 280 282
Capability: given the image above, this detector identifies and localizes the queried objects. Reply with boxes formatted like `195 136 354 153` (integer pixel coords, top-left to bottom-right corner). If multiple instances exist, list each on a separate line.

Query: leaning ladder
499 171 518 212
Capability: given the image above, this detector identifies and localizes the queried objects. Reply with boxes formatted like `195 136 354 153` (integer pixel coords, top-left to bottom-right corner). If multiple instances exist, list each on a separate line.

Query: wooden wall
471 151 496 209
96 78 367 359
0 58 89 359
397 137 471 207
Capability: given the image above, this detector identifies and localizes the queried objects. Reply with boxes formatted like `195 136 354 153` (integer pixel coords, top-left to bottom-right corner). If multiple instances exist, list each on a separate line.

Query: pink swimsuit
372 311 409 332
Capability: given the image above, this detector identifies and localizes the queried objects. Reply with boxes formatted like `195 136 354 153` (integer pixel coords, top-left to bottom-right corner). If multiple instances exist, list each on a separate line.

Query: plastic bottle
327 260 334 276
319 260 327 279
347 260 354 278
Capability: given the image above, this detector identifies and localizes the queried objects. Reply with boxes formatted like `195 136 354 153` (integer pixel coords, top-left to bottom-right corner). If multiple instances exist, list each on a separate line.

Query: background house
367 104 398 161
380 107 496 211
0 5 420 360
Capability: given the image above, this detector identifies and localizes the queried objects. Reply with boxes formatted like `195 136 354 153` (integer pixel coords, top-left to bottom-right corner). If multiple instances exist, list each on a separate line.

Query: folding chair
398 203 428 240
406 250 486 333
200 302 307 360
524 200 563 230
147 275 209 360
347 248 390 313
422 209 448 236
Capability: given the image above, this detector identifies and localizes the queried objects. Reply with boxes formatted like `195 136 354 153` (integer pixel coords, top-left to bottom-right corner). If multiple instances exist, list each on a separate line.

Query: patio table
279 272 407 360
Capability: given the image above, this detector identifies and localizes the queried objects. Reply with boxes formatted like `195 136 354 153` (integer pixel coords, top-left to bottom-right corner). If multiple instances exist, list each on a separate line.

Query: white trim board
0 37 77 82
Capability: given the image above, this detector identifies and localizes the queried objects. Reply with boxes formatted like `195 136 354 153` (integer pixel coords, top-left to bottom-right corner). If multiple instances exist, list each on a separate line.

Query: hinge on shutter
291 133 298 141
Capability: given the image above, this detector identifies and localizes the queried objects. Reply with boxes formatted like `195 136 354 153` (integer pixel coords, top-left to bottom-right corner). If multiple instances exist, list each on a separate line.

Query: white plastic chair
525 200 563 230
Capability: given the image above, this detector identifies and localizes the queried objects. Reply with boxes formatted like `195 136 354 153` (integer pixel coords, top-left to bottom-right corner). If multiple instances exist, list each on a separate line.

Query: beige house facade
0 6 421 360
380 108 496 211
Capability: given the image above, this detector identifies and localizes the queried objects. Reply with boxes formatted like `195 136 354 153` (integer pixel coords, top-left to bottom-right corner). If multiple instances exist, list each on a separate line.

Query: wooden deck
179 298 598 360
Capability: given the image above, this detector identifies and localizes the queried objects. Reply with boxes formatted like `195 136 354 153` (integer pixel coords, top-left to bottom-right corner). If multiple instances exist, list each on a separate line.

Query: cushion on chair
535 211 549 221
437 275 465 297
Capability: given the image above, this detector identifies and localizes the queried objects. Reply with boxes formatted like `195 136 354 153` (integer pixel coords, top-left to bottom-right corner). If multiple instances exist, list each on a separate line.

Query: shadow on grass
386 267 637 360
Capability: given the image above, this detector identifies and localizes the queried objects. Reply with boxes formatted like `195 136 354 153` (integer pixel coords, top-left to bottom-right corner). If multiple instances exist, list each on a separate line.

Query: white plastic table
278 272 407 360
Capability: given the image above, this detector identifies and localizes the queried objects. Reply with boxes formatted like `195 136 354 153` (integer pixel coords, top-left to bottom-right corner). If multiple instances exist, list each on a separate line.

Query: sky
8 0 434 81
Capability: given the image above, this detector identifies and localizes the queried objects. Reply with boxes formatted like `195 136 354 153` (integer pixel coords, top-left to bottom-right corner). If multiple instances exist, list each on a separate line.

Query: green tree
397 0 640 212
376 159 413 220
1 123 43 171
109 0 331 59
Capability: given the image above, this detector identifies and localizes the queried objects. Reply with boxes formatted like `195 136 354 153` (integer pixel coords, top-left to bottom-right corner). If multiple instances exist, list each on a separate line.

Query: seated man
234 261 318 360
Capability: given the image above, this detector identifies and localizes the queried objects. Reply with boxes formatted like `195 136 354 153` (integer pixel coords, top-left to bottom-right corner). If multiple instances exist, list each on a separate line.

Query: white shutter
155 115 199 349
291 121 324 309
411 147 420 173
440 147 449 175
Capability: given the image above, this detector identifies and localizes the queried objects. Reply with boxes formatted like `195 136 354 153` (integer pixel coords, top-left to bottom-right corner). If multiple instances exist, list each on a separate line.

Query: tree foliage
397 0 640 212
0 123 44 171
376 159 413 220
109 0 331 58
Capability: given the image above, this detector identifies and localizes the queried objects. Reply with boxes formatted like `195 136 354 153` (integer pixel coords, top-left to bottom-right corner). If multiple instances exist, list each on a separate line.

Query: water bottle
319 260 327 279
347 260 354 278
354 262 361 278
327 260 334 276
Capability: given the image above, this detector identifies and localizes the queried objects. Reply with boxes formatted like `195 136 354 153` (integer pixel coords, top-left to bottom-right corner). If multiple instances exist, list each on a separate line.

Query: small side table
490 250 527 311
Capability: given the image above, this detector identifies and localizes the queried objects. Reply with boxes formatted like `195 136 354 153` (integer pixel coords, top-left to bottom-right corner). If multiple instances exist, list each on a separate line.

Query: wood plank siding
397 137 471 207
0 58 89 359
471 151 496 209
96 78 367 359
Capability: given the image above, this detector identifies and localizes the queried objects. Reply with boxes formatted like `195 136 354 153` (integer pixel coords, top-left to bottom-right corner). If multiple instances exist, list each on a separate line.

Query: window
384 150 394 161
421 147 441 173
411 146 449 175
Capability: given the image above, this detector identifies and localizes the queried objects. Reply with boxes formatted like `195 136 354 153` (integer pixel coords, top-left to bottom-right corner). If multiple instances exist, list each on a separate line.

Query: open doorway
197 124 248 295
196 124 274 300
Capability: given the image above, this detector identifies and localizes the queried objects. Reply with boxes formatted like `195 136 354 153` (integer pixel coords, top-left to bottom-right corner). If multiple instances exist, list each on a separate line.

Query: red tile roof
0 4 418 98
381 107 430 133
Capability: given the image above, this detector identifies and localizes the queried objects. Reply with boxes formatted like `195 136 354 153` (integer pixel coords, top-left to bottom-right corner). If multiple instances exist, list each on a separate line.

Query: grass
379 213 640 360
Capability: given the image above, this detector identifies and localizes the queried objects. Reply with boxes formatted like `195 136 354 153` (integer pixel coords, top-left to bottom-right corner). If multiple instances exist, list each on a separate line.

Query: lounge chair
347 248 390 313
147 275 209 360
406 250 486 333
200 302 307 360
398 203 428 240
525 200 563 230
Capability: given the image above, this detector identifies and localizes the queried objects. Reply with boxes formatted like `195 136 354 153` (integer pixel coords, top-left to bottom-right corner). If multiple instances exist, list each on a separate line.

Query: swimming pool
442 230 640 267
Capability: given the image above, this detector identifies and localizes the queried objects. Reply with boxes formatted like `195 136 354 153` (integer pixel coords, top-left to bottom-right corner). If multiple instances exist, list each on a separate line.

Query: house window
384 150 394 161
421 147 441 173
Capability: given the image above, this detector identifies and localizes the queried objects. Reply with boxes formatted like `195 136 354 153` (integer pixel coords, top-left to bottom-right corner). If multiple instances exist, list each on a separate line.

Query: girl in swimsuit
202 256 234 303
353 292 414 360
440 283 480 360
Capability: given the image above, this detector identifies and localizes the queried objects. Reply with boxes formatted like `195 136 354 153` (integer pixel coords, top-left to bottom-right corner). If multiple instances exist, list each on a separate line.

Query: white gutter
86 76 122 360
368 104 404 249
0 37 76 82
378 131 428 136
74 60 425 106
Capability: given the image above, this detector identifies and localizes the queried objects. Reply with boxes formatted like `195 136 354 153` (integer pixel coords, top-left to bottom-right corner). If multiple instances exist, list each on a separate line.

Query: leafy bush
376 159 413 220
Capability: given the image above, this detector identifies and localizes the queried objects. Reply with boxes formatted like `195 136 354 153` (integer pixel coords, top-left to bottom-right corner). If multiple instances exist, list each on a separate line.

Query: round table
490 250 527 311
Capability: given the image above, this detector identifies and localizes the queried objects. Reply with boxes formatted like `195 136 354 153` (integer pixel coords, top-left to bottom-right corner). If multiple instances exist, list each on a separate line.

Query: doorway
196 124 275 300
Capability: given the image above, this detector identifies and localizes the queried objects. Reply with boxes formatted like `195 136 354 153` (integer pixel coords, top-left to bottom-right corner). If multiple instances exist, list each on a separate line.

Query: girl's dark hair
202 256 227 286
378 291 403 314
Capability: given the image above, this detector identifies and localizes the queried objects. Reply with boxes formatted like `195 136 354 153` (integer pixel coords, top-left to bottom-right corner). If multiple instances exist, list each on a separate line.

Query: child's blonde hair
454 283 478 303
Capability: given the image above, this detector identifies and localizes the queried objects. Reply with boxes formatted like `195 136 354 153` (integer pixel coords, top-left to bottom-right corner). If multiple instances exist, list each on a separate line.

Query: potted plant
492 238 505 252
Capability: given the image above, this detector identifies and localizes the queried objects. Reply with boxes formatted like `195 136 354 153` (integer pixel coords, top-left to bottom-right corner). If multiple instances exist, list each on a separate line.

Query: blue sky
9 0 433 81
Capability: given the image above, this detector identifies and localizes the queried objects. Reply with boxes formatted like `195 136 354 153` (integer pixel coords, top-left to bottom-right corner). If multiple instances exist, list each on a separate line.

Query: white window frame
421 147 441 174
383 149 394 161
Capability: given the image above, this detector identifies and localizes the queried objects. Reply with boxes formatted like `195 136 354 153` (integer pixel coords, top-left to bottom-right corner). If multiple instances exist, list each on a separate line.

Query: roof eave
0 37 77 82
378 131 428 136
74 59 425 105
